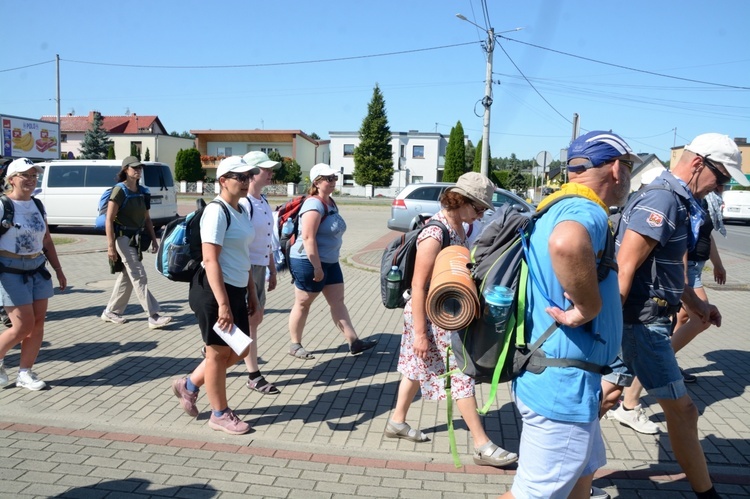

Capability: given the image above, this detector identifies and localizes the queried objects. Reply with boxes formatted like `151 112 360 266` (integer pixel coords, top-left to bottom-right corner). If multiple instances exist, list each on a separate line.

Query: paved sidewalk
1 203 749 498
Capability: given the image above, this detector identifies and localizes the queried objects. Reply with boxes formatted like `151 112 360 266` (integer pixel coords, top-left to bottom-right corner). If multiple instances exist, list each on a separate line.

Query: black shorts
189 268 250 346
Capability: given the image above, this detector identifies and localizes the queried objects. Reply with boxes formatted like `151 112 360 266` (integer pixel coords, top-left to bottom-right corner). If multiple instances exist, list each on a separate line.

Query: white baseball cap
685 133 749 187
309 163 338 180
243 151 280 170
7 158 43 177
216 156 260 178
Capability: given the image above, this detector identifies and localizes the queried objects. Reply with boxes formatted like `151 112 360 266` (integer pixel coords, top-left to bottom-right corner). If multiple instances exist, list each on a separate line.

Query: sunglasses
471 203 487 216
318 175 337 182
617 158 634 171
224 172 252 182
700 155 731 185
128 165 143 170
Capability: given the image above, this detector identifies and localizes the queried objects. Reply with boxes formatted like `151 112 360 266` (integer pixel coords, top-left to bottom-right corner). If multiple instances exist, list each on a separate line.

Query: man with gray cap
501 131 636 499
600 133 746 499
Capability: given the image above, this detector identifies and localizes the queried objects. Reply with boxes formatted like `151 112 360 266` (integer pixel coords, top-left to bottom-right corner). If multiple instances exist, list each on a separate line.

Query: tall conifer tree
353 84 393 186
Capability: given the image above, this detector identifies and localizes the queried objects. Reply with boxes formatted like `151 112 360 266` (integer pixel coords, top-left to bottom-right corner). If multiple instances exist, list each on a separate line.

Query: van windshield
143 165 174 191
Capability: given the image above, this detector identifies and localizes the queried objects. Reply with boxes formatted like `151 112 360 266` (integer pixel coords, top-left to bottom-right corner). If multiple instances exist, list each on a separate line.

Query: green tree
506 159 528 192
473 138 491 173
144 147 151 161
443 120 466 182
353 84 393 186
79 111 110 159
130 143 141 160
106 144 115 159
174 148 204 182
170 130 195 139
464 139 475 173
309 132 321 140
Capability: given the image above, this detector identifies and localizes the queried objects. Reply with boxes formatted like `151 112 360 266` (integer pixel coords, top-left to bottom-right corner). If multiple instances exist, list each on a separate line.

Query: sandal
247 375 280 395
289 344 315 360
384 420 429 442
473 441 518 468
350 338 378 355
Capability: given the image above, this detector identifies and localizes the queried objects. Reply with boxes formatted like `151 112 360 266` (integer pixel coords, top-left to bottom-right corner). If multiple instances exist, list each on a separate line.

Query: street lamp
456 14 522 178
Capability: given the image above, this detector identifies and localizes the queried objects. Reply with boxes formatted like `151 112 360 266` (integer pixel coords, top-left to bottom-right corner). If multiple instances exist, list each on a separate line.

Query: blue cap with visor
567 130 641 172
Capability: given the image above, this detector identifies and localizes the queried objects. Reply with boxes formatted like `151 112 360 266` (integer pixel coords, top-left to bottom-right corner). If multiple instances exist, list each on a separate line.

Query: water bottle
385 265 402 308
281 218 295 237
483 285 514 331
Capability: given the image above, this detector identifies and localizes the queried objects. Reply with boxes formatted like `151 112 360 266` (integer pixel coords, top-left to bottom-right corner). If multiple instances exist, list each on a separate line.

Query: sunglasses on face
224 172 252 182
318 175 337 183
700 155 731 185
618 158 634 171
471 203 487 216
128 165 143 171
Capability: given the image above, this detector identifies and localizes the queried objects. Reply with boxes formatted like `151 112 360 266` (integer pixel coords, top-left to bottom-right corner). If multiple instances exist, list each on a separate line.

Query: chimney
735 137 747 146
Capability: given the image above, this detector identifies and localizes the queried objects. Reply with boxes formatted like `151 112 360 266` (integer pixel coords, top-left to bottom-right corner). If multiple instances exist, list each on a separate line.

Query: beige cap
445 172 494 210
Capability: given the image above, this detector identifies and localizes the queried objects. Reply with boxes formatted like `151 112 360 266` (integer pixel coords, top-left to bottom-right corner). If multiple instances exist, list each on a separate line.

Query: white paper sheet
212 322 252 355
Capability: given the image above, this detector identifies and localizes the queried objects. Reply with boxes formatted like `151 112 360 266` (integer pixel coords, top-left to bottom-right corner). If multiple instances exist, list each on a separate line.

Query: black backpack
155 199 233 282
0 195 46 236
452 195 616 412
380 220 450 309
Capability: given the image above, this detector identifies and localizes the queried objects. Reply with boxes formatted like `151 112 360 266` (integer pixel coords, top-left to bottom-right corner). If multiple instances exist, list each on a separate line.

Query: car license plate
151 198 162 204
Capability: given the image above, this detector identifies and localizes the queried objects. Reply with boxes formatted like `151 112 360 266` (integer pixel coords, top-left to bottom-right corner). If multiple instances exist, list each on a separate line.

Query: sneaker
680 368 697 383
0 362 9 387
148 314 172 329
16 370 47 391
171 377 199 418
208 409 250 435
591 486 610 499
610 403 661 434
101 310 126 324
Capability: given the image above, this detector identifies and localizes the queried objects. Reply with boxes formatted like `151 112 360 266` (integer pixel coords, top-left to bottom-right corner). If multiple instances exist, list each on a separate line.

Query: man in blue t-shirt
602 133 748 499
502 131 637 499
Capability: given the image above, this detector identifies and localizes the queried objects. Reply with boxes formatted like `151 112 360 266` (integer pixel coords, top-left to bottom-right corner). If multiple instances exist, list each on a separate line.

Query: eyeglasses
128 165 143 170
700 155 731 185
471 203 487 216
224 172 252 182
318 175 337 182
617 158 634 171
17 173 39 180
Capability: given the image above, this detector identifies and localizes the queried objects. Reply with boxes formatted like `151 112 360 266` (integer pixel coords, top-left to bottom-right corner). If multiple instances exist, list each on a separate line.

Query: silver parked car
387 182 535 232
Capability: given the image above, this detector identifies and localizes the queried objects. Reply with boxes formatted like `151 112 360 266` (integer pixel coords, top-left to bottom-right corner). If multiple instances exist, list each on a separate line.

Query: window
343 174 355 186
400 145 405 158
343 144 355 156
412 145 424 158
60 134 67 143
411 176 424 184
130 141 142 157
217 147 232 156
260 147 278 154
406 185 442 202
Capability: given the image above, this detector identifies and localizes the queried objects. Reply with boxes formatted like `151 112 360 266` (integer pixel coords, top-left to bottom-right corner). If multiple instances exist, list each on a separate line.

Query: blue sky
2 0 748 163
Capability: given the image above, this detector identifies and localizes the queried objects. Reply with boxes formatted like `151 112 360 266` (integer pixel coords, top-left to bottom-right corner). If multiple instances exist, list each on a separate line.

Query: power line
496 41 572 124
61 42 478 70
0 59 55 73
498 35 750 90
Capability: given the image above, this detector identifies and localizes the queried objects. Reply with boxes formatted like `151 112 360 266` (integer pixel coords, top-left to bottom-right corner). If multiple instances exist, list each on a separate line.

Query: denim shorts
289 258 343 293
0 255 54 307
511 394 606 499
608 318 686 400
687 260 705 289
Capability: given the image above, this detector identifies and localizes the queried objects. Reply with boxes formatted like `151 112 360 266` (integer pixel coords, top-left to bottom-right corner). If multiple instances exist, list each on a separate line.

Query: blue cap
567 130 642 172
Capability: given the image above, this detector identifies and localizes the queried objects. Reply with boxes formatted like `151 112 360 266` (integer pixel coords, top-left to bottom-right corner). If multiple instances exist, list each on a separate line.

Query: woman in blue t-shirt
287 163 377 360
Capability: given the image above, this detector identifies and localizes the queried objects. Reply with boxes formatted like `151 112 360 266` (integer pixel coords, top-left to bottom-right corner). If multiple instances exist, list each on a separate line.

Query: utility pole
56 54 61 156
456 15 523 178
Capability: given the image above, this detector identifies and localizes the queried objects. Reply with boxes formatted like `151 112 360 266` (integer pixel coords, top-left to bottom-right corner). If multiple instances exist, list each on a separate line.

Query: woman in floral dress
384 172 518 468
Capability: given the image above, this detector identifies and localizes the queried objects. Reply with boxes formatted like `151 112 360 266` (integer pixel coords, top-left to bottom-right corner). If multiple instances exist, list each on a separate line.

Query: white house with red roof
40 111 194 170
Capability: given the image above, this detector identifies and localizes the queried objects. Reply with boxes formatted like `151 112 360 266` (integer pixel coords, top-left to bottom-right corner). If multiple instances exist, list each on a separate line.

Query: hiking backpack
94 182 149 230
275 195 334 274
0 195 46 236
452 195 617 410
155 199 232 282
380 220 450 309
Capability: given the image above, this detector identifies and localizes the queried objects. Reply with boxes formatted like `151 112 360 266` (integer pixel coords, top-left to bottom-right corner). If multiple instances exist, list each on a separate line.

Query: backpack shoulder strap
31 197 45 218
422 219 450 247
0 195 13 228
246 196 254 220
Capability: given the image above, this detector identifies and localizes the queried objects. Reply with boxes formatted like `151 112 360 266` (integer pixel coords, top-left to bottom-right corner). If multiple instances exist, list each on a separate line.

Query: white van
34 159 179 229
722 190 750 224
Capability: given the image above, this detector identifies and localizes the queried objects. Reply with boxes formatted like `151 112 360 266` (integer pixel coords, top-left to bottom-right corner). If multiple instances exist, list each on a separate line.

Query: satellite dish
535 151 553 169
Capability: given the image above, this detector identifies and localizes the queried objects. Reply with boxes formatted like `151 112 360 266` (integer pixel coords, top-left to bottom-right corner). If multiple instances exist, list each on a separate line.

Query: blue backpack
94 182 149 230
155 199 233 282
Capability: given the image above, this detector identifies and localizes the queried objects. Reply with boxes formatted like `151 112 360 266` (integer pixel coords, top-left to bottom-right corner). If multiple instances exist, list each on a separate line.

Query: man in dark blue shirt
602 133 748 499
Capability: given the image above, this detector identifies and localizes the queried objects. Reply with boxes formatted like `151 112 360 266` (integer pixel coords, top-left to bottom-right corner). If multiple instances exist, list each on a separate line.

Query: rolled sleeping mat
426 245 480 330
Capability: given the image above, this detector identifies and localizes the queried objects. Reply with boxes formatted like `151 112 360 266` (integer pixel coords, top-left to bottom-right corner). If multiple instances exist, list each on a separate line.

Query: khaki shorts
251 265 267 309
